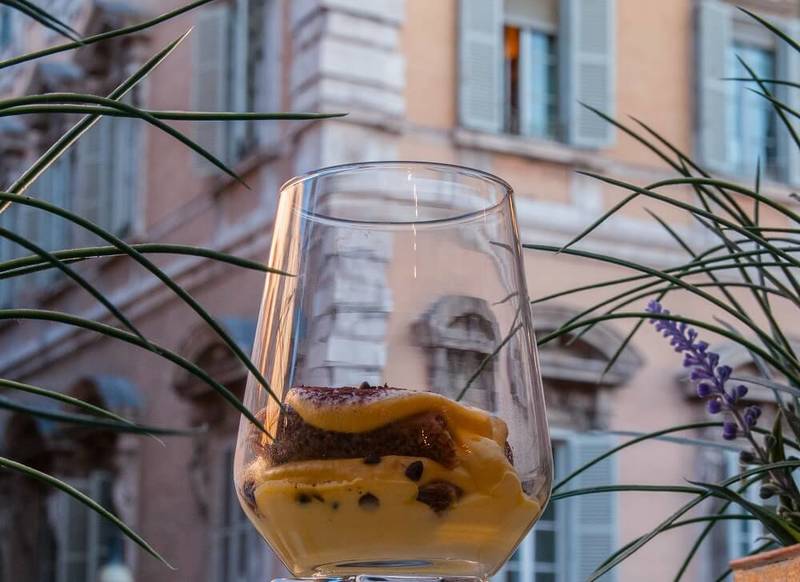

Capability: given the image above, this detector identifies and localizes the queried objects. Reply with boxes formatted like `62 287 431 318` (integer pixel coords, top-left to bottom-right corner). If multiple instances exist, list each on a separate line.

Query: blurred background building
0 0 799 580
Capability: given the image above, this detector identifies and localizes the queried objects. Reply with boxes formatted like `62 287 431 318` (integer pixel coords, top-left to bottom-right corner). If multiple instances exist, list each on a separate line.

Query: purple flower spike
646 300 758 442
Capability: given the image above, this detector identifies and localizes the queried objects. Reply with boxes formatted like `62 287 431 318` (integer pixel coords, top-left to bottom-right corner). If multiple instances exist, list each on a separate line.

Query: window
729 42 778 178
73 111 140 243
414 296 499 410
0 6 13 52
494 435 617 582
503 1 559 139
459 0 615 148
697 1 800 183
193 0 277 169
212 447 274 582
52 472 125 582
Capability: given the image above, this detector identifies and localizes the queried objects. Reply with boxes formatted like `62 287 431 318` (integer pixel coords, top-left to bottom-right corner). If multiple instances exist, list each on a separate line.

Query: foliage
527 7 800 580
0 0 339 566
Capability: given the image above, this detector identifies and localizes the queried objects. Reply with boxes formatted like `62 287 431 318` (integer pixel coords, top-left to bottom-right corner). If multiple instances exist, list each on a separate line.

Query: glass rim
279 160 514 227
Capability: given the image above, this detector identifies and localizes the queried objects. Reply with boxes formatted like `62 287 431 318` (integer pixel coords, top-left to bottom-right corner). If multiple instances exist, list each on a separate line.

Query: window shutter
261 0 282 147
778 19 800 186
568 433 618 582
110 116 139 236
75 121 112 243
229 0 249 161
458 0 504 133
697 0 732 173
0 212 14 307
192 4 231 171
561 0 616 148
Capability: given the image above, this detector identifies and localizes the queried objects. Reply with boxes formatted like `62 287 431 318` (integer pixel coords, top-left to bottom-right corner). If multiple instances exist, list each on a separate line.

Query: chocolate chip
358 492 380 510
296 492 312 504
416 481 463 514
364 454 382 465
358 381 371 389
505 442 514 466
332 501 340 510
241 479 257 509
404 460 424 482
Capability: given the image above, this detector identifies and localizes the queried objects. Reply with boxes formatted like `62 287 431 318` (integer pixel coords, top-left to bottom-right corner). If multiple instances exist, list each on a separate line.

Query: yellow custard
240 388 541 577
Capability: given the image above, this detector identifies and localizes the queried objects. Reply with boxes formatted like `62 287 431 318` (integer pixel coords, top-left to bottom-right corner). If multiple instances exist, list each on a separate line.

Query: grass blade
0 104 344 121
0 0 215 70
0 191 283 409
0 242 292 278
0 308 269 434
0 456 172 566
0 226 146 341
2 0 81 41
6 31 191 200
0 395 198 436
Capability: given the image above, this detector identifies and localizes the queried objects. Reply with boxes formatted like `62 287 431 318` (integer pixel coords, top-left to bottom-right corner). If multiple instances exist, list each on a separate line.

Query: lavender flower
645 300 760 441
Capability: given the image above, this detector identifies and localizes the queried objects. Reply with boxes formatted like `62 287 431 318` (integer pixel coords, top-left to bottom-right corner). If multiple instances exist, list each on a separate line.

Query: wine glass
234 161 552 582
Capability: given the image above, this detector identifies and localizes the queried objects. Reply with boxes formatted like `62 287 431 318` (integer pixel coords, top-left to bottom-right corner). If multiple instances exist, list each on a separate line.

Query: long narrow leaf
0 0 214 70
1 0 81 41
0 456 172 566
0 192 283 409
0 243 290 278
0 226 146 342
0 395 198 436
7 32 190 200
0 104 344 121
0 308 269 434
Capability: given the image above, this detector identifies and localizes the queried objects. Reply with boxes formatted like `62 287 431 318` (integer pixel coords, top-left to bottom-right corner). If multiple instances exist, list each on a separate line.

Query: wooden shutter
192 4 231 170
568 433 618 582
561 0 616 148
458 0 504 133
261 0 282 147
778 19 800 186
697 0 732 173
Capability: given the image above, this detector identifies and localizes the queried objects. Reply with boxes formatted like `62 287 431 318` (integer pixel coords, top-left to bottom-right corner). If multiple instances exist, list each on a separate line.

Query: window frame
210 443 273 582
52 471 116 582
727 24 780 180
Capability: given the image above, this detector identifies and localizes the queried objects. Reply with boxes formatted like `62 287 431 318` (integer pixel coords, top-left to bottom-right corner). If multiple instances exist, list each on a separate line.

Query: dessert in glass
234 162 552 581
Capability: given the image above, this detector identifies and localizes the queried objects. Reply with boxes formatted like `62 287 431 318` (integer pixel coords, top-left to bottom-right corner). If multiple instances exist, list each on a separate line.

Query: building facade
0 0 799 581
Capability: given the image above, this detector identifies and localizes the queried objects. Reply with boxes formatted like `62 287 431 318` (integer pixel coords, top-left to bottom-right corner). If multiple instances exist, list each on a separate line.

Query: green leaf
0 456 173 567
0 104 345 121
0 0 215 70
0 377 135 424
690 480 800 546
740 7 800 54
0 225 146 342
0 192 284 409
0 308 270 436
585 461 800 580
0 242 291 279
0 395 199 436
7 31 192 199
1 0 82 41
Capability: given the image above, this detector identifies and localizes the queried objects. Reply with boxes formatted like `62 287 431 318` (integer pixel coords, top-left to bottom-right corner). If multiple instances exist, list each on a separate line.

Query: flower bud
735 384 748 399
707 399 722 414
722 421 738 440
739 450 756 465
696 383 712 398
